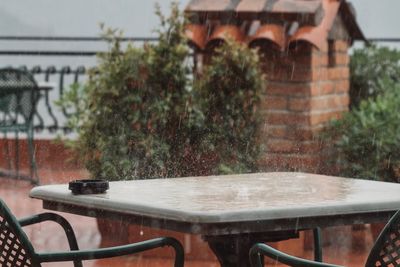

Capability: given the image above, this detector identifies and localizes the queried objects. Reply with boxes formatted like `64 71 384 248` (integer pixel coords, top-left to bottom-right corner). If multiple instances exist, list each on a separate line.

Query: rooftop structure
185 0 365 173
185 0 364 51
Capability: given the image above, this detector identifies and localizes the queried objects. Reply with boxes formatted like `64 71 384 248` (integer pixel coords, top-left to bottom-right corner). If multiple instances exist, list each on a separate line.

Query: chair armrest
18 212 82 267
18 212 79 250
37 237 184 267
249 243 343 267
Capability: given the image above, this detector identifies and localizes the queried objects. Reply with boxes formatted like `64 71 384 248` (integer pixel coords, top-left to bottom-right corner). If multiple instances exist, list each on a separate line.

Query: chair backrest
0 68 39 126
0 199 38 267
365 210 400 267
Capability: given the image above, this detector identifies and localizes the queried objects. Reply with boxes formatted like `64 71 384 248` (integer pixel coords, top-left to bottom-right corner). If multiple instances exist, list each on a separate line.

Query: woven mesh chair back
0 68 38 124
366 211 400 267
0 201 36 267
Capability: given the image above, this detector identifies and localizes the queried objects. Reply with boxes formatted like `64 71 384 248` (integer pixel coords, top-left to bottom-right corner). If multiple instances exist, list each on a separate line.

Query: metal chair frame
0 199 184 267
0 67 40 184
249 210 400 267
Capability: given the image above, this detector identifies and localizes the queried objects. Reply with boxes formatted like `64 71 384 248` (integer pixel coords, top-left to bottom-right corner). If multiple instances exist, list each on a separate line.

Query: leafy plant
327 79 400 182
60 3 195 180
195 39 265 174
350 44 400 108
59 4 264 180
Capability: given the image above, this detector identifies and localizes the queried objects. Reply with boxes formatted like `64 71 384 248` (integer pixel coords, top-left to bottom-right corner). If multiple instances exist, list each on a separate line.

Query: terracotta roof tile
288 0 340 51
235 0 268 13
249 24 286 50
339 1 365 40
266 0 322 14
206 25 246 48
186 24 209 50
185 0 365 51
186 0 241 13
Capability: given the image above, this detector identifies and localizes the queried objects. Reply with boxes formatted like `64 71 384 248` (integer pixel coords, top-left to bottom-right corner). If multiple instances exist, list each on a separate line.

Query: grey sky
0 0 399 38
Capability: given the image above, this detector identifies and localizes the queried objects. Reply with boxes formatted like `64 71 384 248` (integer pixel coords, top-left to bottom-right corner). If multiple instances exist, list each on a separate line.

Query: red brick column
258 40 350 173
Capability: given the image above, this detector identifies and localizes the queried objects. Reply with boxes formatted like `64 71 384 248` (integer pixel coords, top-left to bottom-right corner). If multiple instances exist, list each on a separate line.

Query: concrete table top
30 172 400 235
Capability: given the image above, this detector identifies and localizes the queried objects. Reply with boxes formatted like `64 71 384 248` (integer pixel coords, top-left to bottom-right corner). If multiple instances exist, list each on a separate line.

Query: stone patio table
30 172 400 267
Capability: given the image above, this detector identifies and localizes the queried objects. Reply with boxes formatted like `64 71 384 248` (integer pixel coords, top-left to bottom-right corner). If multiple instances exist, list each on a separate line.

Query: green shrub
195 39 264 174
350 44 400 108
328 79 400 182
60 4 195 180
59 4 264 180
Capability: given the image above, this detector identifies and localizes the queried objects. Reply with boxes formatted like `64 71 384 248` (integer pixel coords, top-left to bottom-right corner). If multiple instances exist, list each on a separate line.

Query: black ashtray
69 179 109 195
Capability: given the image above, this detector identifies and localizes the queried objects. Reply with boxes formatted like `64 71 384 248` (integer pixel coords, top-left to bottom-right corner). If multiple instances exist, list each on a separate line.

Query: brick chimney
185 0 364 173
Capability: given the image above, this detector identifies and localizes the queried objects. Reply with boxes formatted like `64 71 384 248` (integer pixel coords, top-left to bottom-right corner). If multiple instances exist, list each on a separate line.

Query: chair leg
249 246 265 267
313 227 323 262
27 127 39 184
3 132 12 170
15 131 19 178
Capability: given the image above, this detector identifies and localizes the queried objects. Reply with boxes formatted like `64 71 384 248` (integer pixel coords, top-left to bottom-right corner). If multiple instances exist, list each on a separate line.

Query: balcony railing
0 36 158 136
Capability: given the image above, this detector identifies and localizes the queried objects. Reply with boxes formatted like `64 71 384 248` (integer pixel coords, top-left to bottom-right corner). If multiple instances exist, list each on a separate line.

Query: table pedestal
203 231 299 267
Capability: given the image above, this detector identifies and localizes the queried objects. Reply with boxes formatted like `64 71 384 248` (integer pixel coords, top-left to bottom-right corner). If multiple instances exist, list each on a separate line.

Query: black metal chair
0 199 184 267
249 210 400 267
0 67 39 184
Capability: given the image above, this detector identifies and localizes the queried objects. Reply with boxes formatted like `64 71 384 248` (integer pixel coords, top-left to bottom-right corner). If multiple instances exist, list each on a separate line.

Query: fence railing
0 36 158 135
19 65 88 134
0 36 399 136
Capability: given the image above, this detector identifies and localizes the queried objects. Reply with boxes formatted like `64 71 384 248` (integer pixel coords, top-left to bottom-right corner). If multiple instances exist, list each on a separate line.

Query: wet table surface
30 172 400 234
30 172 400 267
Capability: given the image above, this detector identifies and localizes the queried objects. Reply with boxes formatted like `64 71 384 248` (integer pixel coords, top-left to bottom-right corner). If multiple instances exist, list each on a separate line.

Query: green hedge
328 79 400 182
195 39 265 174
59 4 264 180
350 44 400 108
324 44 400 182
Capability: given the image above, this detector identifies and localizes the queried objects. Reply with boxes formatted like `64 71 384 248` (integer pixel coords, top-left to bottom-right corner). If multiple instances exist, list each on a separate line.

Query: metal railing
0 36 158 56
19 65 87 133
0 36 399 135
366 38 400 43
0 36 158 135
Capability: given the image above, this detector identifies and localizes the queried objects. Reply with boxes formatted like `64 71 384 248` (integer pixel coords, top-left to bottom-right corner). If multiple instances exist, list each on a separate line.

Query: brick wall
257 40 350 173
